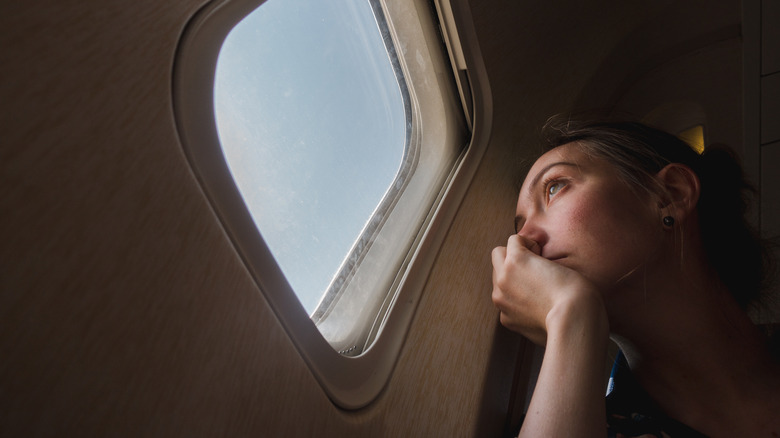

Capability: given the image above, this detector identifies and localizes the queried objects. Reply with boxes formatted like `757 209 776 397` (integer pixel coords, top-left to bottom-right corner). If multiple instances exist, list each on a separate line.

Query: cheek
583 189 649 237
568 191 655 271
564 196 616 242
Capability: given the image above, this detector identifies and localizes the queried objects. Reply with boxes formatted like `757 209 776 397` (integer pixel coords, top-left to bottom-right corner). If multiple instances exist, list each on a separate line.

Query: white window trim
173 0 492 409
312 0 468 356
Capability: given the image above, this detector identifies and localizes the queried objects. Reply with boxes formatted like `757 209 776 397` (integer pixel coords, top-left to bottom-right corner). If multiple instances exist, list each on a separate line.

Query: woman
491 117 780 437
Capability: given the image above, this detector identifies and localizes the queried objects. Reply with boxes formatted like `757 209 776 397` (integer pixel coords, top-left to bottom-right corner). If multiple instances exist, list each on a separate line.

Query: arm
492 235 609 438
521 294 609 437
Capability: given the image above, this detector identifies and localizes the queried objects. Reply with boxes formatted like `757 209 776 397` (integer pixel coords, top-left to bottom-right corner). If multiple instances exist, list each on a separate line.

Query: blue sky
214 0 406 313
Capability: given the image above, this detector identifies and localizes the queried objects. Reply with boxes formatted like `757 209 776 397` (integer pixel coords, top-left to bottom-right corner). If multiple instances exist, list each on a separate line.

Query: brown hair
540 115 773 310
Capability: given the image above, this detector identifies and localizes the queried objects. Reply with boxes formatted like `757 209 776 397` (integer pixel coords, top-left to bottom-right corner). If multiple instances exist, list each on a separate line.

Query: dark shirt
606 351 708 438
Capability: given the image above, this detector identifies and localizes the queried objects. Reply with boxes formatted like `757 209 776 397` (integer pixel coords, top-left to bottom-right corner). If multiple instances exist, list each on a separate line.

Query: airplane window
175 0 482 407
203 0 471 359
214 0 407 314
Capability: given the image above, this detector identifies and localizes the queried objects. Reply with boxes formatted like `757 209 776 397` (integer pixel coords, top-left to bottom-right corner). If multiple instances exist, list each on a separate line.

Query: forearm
518 297 609 438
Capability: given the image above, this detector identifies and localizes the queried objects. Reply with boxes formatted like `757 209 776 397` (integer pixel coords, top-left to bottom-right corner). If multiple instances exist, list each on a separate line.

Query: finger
491 246 507 288
518 234 542 255
507 234 541 257
491 245 507 270
491 284 505 309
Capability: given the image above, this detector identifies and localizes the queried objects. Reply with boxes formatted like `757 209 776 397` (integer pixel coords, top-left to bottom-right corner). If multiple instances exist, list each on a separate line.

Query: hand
491 234 603 345
493 236 610 438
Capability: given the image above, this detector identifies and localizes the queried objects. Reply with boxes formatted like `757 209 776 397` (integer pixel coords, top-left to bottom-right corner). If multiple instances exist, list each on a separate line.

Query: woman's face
515 142 663 296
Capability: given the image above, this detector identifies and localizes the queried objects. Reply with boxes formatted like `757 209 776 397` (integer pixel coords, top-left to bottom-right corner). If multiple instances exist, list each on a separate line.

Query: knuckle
491 286 504 306
494 271 511 291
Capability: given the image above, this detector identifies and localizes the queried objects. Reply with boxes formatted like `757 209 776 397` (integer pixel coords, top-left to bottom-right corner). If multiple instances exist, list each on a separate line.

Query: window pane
214 0 407 313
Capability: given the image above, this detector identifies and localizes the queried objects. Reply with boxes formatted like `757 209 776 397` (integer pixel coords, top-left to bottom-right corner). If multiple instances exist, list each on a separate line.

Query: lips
541 248 565 261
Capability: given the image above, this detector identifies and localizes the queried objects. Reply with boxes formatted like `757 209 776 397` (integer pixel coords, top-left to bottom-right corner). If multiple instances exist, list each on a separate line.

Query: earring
663 216 675 227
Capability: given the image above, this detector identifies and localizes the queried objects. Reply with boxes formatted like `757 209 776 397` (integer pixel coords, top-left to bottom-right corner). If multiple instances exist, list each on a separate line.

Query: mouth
545 255 566 262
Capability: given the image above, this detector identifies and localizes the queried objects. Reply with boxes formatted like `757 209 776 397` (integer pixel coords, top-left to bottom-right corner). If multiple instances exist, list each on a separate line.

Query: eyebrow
514 161 579 233
528 161 579 190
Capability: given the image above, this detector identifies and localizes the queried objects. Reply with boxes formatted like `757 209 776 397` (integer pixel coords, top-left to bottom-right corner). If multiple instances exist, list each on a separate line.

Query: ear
654 163 700 223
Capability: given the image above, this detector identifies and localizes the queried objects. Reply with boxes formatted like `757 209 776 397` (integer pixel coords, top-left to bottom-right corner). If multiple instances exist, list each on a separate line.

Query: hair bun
699 144 744 178
697 144 755 216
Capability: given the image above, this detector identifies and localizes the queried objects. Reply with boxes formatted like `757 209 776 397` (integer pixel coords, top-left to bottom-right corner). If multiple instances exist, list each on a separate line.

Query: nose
516 216 548 248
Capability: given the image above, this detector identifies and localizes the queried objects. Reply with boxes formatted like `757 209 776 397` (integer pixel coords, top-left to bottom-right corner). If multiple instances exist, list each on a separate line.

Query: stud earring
663 216 675 227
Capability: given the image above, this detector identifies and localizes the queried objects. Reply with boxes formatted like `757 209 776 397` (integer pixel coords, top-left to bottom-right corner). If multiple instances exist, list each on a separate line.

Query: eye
546 180 566 199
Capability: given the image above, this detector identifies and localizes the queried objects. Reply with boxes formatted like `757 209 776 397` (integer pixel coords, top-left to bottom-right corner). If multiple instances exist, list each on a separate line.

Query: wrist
545 287 609 345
